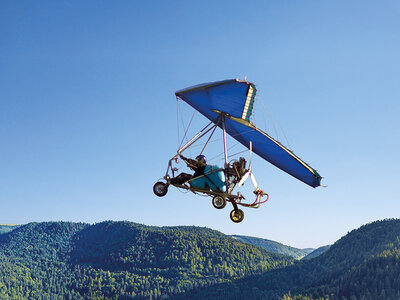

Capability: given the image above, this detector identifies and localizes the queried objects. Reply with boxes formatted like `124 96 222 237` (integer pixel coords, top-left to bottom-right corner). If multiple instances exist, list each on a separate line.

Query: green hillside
180 218 400 299
232 235 312 259
0 221 293 299
2 219 400 299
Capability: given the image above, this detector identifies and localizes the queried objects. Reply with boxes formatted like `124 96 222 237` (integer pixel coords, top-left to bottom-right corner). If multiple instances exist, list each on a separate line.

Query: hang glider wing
175 79 322 188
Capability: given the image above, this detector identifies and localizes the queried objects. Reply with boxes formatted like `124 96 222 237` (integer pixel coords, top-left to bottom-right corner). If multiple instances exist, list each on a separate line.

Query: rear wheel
153 182 168 197
230 209 244 223
212 196 226 209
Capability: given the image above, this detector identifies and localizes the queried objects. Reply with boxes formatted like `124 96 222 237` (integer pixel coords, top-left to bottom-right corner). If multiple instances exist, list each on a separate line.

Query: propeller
238 141 259 191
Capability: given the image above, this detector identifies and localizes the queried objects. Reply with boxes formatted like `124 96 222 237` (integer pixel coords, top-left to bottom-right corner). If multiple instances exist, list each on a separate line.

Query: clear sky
1 1 400 248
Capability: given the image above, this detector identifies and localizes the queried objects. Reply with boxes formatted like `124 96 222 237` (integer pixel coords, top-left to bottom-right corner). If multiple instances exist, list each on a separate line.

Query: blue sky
1 1 400 248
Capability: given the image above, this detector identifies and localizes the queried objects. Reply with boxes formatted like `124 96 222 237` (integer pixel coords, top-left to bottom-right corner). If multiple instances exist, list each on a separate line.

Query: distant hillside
301 248 314 255
232 235 312 259
179 218 400 299
0 221 293 299
0 224 20 234
302 245 331 260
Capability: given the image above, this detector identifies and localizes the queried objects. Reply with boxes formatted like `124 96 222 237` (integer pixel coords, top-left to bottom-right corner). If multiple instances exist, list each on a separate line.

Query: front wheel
230 209 244 223
212 196 226 209
153 182 168 197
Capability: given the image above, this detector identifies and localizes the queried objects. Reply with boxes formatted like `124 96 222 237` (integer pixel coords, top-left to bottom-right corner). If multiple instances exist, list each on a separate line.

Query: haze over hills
232 235 314 259
0 224 20 234
1 219 399 299
302 245 331 260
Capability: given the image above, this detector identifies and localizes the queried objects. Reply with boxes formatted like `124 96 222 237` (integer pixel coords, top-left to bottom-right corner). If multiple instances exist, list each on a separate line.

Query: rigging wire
258 96 279 140
208 143 243 162
258 95 292 150
178 110 196 150
227 149 249 159
176 99 180 147
177 100 196 158
186 128 256 150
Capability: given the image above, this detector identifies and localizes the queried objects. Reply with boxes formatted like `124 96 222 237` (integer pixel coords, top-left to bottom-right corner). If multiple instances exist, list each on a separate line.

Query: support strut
222 117 228 167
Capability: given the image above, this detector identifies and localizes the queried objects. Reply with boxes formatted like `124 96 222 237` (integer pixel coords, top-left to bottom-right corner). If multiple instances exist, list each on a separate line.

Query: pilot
170 154 207 184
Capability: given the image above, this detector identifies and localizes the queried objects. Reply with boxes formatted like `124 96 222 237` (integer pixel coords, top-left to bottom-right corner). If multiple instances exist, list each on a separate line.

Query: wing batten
242 84 256 121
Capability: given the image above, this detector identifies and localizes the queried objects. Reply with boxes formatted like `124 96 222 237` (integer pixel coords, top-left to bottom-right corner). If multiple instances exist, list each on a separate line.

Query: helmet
195 155 207 166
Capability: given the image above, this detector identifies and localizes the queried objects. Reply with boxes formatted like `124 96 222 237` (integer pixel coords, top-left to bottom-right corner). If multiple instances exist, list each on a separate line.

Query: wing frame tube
177 120 216 154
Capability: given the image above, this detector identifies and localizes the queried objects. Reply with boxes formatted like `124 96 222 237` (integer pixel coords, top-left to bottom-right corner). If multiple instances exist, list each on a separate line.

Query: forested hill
180 218 400 299
0 221 293 299
2 219 400 299
232 235 313 259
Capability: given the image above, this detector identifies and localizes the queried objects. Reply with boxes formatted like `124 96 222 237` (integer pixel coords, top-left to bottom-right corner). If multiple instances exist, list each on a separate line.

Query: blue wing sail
175 79 322 188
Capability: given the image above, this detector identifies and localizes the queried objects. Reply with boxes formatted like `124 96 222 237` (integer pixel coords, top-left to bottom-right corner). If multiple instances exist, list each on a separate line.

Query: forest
0 219 400 299
0 221 292 299
179 219 400 299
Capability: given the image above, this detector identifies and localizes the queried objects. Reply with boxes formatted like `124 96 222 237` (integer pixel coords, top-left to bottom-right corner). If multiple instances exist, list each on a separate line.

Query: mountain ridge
232 235 314 259
1 221 322 259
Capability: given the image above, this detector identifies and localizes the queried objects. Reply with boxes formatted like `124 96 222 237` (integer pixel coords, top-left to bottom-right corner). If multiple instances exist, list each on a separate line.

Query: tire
230 209 244 223
153 182 168 197
212 196 226 209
